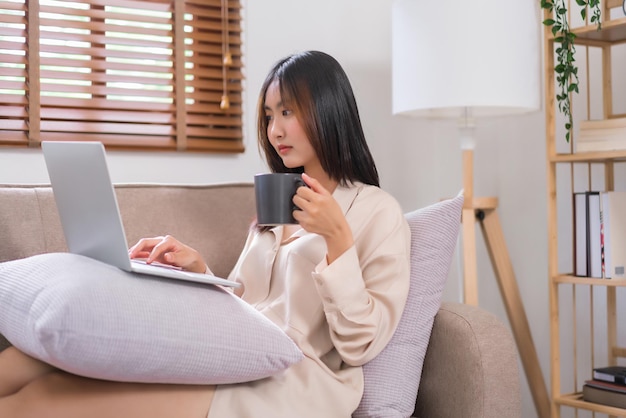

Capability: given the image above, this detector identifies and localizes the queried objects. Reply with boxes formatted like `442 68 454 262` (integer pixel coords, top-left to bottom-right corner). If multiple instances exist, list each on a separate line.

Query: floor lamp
392 1 550 417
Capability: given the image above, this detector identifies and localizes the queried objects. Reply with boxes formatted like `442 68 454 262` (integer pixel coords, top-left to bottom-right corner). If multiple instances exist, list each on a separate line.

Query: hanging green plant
540 0 601 143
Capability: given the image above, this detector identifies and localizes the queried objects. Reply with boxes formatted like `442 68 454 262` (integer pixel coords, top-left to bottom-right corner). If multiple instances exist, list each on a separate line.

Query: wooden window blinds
0 0 243 152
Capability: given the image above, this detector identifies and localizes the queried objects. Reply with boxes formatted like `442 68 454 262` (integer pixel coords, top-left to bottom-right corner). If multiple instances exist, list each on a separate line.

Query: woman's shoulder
353 183 403 213
344 183 410 252
342 182 406 227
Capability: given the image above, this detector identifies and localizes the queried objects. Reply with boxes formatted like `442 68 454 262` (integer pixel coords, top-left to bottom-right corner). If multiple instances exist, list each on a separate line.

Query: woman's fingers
129 235 206 273
129 236 180 265
301 173 330 196
293 174 342 233
294 174 329 213
128 236 164 259
146 236 172 262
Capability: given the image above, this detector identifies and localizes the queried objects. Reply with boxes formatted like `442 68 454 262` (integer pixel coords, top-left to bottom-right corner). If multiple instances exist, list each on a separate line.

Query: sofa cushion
0 252 303 384
353 192 463 418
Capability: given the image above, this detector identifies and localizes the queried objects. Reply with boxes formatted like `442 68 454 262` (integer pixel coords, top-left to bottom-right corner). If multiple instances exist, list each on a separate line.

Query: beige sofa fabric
0 183 522 417
0 183 255 279
415 302 522 418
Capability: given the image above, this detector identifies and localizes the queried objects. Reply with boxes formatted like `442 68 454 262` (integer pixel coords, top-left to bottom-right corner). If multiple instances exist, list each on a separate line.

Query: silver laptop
41 141 239 288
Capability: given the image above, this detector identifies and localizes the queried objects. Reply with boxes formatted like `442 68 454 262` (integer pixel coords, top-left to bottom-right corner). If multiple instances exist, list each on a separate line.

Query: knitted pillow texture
353 192 463 418
0 252 303 384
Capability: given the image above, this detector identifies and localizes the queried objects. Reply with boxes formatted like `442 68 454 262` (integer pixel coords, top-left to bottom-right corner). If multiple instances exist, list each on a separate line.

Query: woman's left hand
293 173 353 263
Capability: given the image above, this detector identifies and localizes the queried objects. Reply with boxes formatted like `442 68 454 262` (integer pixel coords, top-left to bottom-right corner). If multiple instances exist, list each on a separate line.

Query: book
588 192 602 278
574 191 626 279
600 192 626 278
578 139 626 153
580 117 626 131
586 379 626 393
578 118 626 134
601 193 608 278
574 192 588 276
594 366 626 384
573 191 607 278
576 117 626 152
578 127 626 141
583 383 626 409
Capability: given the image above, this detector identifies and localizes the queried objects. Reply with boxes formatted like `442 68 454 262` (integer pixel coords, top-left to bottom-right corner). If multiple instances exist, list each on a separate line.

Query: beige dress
207 182 410 418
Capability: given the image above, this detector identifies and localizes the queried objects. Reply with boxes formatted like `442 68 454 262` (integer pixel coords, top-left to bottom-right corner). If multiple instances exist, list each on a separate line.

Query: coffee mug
254 173 305 225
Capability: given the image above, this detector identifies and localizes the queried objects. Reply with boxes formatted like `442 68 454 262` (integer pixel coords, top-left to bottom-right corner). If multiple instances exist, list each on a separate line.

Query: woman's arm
312 188 411 366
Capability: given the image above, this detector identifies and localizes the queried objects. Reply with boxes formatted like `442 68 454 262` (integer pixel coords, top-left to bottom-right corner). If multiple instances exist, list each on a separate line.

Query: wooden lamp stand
460 148 551 418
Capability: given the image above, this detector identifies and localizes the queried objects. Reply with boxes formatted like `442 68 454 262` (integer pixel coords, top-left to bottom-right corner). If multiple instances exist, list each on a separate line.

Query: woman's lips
277 145 291 154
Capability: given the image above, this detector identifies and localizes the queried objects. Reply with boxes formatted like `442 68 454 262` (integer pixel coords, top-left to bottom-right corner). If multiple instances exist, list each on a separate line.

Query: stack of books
583 366 626 409
574 191 626 278
576 117 626 153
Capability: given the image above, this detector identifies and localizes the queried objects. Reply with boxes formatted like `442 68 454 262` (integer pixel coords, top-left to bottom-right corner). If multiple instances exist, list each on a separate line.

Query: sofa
0 182 522 417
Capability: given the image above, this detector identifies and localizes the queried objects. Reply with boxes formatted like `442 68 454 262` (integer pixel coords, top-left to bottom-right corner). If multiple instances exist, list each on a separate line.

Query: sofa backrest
0 183 256 279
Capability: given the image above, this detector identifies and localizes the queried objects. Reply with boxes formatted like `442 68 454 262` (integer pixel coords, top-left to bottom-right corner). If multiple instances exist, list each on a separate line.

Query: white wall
0 1 549 416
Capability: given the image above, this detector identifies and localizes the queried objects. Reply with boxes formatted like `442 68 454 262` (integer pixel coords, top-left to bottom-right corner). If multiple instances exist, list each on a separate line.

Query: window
0 0 243 152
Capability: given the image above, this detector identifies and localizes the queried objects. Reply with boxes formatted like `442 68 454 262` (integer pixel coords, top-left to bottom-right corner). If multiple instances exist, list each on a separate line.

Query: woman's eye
282 109 292 116
265 114 273 122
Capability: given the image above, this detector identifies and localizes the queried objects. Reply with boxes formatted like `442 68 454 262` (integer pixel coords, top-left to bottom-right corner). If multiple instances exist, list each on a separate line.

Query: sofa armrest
414 302 521 418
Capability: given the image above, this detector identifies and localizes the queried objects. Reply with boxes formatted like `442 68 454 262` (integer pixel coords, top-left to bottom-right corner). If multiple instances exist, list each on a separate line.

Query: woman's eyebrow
264 101 283 111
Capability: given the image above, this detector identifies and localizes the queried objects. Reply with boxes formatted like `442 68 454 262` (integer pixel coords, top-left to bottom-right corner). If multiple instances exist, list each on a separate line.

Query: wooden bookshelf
550 151 626 163
543 2 626 417
556 392 626 416
554 275 626 287
571 16 626 45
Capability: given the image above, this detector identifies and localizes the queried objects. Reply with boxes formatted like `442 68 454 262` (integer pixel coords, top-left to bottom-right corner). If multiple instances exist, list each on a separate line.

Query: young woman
0 50 410 418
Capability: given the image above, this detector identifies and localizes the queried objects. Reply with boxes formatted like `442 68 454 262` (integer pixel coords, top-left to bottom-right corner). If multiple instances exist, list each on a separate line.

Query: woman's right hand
128 235 207 274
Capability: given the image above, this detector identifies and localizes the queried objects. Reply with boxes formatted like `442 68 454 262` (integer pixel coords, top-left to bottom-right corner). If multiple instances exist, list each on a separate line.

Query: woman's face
264 80 320 173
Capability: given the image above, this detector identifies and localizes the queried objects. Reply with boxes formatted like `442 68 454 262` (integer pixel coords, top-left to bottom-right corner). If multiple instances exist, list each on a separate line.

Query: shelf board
556 392 626 415
550 150 626 162
572 16 626 45
554 274 626 286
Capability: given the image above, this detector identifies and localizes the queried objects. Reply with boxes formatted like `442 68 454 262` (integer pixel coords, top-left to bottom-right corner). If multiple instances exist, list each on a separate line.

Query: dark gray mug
254 173 305 226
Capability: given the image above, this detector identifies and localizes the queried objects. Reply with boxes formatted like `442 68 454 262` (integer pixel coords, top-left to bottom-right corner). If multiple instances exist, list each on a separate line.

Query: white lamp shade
392 0 541 118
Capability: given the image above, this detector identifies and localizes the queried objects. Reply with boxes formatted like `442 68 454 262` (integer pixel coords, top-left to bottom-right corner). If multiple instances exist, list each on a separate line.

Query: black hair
256 51 379 187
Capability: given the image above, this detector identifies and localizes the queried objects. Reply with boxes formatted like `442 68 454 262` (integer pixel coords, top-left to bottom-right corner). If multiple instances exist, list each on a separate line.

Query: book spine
580 117 626 130
583 384 626 409
601 192 612 278
574 192 588 277
588 192 602 278
607 192 626 278
577 139 626 153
